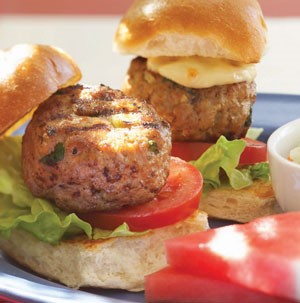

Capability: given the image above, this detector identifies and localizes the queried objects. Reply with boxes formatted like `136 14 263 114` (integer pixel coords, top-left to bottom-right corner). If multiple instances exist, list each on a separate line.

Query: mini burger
0 44 208 291
114 0 282 222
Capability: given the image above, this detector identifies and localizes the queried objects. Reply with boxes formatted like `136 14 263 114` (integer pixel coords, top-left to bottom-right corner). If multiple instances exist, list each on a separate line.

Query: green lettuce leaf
242 162 270 182
0 136 147 245
93 223 149 240
191 136 270 191
245 127 264 140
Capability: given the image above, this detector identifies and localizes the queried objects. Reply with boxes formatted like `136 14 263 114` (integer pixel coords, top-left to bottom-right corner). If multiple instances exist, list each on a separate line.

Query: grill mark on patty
142 122 161 129
63 123 111 133
75 103 140 117
76 104 115 117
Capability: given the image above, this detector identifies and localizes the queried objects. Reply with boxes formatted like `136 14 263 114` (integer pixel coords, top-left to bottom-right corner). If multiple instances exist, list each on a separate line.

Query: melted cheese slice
147 56 257 89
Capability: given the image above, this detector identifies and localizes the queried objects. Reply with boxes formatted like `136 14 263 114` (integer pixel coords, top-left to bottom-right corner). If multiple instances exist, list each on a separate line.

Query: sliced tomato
145 267 290 303
239 138 267 165
171 142 212 163
78 157 203 231
171 138 267 165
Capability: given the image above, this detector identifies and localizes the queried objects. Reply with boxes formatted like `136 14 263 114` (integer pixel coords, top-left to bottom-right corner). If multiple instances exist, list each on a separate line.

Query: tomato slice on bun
238 138 267 165
78 157 203 231
172 138 267 165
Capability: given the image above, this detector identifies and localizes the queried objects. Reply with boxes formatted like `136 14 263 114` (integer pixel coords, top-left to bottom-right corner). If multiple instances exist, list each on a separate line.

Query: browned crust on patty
22 84 171 212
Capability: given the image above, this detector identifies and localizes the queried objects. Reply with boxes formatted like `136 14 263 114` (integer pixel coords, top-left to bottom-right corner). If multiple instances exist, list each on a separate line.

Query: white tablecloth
0 16 299 95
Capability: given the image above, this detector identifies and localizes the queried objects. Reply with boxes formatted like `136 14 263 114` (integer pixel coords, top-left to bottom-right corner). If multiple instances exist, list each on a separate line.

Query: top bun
0 44 81 136
114 0 267 63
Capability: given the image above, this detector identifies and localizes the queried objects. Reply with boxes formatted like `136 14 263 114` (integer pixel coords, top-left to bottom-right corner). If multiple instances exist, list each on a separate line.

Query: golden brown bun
114 0 267 63
0 210 208 291
200 180 282 223
0 44 81 136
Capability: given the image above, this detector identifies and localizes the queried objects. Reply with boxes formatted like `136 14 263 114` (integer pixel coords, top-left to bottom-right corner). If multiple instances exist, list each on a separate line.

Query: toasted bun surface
0 210 208 291
114 0 267 63
0 44 81 136
200 180 282 223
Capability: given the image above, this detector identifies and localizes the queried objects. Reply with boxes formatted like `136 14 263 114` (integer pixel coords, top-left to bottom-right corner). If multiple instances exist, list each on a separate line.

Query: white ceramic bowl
268 118 300 212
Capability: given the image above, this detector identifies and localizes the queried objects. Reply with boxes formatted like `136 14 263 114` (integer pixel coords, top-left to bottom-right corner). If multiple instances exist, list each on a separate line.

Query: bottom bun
200 180 282 223
0 210 208 291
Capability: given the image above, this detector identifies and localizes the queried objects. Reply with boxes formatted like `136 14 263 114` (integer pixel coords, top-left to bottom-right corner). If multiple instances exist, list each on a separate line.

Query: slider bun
114 0 267 63
200 180 282 223
0 44 81 136
0 210 208 291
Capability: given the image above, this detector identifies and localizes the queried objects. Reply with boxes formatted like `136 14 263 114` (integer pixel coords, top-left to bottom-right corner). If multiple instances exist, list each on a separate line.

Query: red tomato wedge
164 212 300 302
239 138 268 165
145 267 292 303
78 157 203 231
171 141 212 163
171 138 267 164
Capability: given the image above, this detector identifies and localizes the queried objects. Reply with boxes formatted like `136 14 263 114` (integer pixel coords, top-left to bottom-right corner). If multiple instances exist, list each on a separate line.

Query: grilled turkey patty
22 84 171 213
122 57 256 142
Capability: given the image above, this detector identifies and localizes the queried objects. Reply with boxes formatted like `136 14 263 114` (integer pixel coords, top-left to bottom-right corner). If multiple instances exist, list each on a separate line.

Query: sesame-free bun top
114 0 267 63
0 44 81 136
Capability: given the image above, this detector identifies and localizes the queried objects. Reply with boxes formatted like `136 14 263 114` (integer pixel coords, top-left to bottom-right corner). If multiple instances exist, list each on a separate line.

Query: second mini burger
114 0 267 143
113 0 282 223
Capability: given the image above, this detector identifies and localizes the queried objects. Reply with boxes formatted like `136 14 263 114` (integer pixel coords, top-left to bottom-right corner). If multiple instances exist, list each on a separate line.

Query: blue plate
1 93 300 303
252 93 300 142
